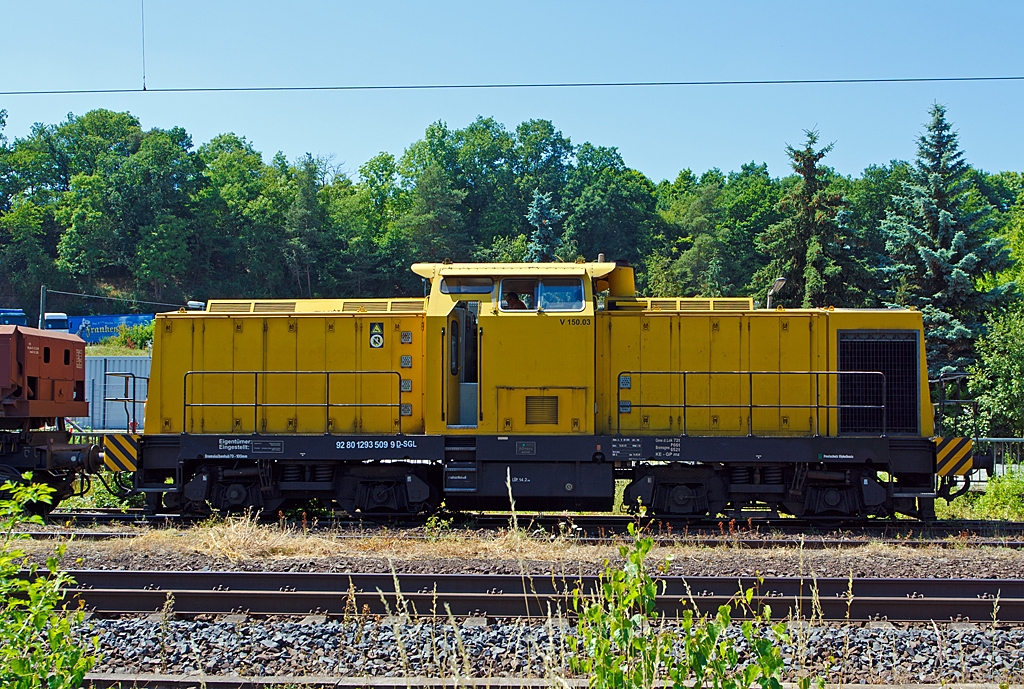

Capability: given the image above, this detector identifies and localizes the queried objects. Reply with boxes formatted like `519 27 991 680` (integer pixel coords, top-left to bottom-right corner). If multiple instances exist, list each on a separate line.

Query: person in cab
504 292 528 310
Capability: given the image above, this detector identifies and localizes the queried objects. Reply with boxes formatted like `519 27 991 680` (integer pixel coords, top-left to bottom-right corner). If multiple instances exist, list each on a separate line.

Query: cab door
446 309 463 425
445 301 481 428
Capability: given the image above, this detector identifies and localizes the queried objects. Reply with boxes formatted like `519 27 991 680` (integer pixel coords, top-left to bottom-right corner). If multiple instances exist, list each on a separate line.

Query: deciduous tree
394 163 470 263
562 144 660 270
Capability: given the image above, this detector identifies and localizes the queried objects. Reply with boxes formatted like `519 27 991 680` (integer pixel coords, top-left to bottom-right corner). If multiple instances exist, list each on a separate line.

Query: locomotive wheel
183 499 212 517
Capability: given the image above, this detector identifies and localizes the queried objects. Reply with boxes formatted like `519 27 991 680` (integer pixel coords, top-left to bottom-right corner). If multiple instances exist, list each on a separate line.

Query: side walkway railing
105 371 148 433
615 370 889 437
182 370 404 435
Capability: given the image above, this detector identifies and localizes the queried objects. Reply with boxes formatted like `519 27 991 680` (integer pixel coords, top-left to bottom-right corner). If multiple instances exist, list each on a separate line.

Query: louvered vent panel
390 300 426 312
838 331 919 435
649 300 677 311
678 299 712 311
525 396 559 425
209 302 252 313
711 299 753 311
253 302 296 313
342 301 388 312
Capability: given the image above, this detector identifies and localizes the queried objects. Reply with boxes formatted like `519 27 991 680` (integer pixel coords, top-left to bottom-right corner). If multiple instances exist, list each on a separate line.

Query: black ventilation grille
525 396 558 425
837 331 919 435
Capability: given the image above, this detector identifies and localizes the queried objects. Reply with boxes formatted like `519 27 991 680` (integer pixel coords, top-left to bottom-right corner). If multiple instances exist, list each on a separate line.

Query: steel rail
48 509 1024 532
59 570 1024 622
42 511 1024 544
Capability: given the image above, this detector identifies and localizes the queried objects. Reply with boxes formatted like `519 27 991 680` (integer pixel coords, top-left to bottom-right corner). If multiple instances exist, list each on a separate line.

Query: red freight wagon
1 325 100 511
0 325 88 427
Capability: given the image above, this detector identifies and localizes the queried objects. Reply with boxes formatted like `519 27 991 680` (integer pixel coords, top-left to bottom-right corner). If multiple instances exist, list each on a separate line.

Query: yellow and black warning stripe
103 434 139 472
934 436 973 476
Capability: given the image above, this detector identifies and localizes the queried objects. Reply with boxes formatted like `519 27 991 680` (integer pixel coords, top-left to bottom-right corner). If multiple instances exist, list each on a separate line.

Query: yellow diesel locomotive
122 261 973 520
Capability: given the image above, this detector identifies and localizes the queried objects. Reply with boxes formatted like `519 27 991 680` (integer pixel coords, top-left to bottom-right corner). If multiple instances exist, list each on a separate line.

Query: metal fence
69 355 151 431
974 438 1024 481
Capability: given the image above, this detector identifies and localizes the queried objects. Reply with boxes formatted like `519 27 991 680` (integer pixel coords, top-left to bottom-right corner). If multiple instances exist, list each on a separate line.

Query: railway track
60 569 1024 622
36 509 1024 548
21 528 1024 549
76 677 1024 689
47 508 1024 535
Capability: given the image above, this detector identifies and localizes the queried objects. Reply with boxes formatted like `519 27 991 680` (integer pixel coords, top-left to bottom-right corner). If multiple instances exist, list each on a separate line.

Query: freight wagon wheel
0 466 23 499
0 466 64 516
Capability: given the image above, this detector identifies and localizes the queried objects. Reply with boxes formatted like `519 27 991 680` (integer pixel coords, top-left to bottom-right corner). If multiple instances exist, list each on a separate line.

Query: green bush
60 474 143 511
938 471 1024 520
0 474 97 688
978 471 1024 518
570 522 816 689
99 322 154 351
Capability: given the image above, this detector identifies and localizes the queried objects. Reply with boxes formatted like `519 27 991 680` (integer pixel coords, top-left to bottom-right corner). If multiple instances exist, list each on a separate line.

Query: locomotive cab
414 262 618 438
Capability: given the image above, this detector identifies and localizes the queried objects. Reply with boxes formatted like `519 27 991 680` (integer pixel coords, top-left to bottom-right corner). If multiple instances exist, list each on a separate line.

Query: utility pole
38 284 46 329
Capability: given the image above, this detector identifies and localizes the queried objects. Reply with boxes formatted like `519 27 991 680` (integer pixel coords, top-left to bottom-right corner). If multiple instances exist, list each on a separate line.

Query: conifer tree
524 189 563 262
881 104 1012 374
753 130 862 307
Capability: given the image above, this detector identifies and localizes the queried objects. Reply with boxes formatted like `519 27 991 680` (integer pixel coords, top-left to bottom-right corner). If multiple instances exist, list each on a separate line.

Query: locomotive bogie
176 457 442 515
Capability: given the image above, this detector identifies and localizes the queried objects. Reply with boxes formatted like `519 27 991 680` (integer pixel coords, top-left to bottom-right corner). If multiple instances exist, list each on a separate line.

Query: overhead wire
45 289 184 309
2 75 1024 97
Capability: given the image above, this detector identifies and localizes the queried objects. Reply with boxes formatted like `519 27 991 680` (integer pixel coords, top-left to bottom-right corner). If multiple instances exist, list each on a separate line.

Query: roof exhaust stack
597 253 606 262
607 260 635 297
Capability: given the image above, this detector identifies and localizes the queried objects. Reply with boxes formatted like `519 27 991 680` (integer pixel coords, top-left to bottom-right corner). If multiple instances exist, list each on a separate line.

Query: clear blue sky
2 1 1022 183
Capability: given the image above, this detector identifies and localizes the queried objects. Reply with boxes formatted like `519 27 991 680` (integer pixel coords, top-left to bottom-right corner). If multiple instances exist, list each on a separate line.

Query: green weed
937 471 1024 520
424 512 454 540
569 521 820 689
61 474 142 510
0 473 97 687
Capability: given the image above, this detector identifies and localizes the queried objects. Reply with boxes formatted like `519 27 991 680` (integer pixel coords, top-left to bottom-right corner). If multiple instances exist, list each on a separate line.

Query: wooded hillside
2 105 1022 394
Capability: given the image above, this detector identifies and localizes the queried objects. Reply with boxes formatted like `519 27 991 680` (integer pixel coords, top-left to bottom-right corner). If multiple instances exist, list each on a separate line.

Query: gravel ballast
31 527 1024 680
33 543 1024 579
84 616 1024 683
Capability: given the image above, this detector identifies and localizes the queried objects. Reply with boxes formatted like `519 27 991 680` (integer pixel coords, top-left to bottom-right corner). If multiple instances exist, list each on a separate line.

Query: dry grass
22 514 1024 574
26 513 624 564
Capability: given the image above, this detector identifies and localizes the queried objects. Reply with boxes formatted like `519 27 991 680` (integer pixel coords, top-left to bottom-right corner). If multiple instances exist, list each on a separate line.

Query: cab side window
499 278 585 312
499 279 537 311
440 277 493 294
539 278 584 311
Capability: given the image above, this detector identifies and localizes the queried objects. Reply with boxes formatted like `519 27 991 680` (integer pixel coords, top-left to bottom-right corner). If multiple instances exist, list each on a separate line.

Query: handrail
182 370 403 436
104 372 149 433
615 370 888 437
